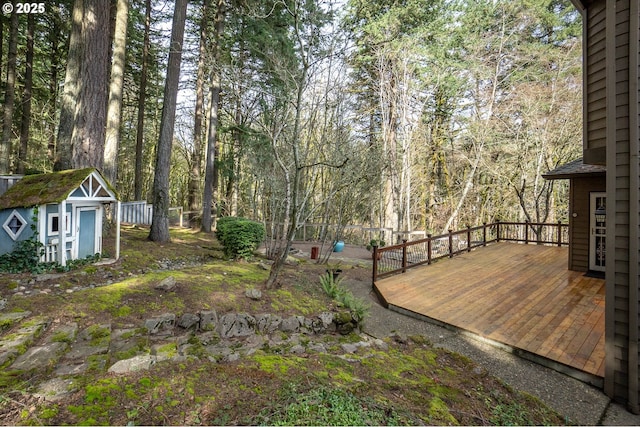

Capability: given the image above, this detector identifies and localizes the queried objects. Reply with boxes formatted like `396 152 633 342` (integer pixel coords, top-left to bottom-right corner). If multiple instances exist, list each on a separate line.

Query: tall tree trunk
71 0 110 169
55 0 84 171
188 0 209 227
0 8 18 173
201 0 225 233
134 0 151 201
17 14 35 174
104 0 129 183
148 0 189 243
47 7 62 162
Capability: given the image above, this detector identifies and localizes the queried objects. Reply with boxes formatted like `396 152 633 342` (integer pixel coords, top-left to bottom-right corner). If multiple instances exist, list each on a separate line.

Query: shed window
2 210 27 240
47 212 70 236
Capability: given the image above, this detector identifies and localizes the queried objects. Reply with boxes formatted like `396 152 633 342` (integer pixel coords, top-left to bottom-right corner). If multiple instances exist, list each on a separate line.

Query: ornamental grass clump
215 216 266 260
319 272 369 323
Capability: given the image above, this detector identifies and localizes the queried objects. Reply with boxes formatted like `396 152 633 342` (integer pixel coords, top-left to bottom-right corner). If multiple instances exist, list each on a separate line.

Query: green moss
428 396 458 424
157 343 178 358
251 354 305 375
51 330 74 343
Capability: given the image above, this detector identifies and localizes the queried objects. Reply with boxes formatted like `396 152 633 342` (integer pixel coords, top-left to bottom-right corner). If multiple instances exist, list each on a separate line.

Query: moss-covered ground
0 226 570 425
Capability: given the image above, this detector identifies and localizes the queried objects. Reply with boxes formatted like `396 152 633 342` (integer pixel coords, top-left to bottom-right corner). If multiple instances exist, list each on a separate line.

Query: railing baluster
427 234 432 265
467 225 472 252
372 245 378 283
557 220 562 247
483 222 487 246
402 239 407 273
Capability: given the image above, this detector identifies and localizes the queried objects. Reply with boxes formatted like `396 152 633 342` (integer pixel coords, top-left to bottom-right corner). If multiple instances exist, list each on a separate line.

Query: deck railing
372 220 568 282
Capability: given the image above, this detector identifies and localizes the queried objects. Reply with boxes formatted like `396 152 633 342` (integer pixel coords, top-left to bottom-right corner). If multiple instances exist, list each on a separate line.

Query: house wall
583 0 640 412
0 207 35 255
584 0 607 165
569 176 606 271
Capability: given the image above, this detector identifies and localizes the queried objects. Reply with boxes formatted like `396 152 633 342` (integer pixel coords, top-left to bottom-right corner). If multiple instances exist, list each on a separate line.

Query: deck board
374 243 605 378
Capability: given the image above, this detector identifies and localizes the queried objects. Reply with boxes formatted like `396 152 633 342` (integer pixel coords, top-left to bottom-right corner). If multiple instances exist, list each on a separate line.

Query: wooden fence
120 201 184 227
372 221 568 282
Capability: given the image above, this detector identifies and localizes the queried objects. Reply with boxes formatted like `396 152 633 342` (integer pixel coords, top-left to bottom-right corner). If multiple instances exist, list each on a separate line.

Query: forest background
0 0 582 281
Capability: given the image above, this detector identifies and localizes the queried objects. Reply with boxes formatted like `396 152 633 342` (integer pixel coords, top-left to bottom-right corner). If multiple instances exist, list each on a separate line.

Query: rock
337 322 356 335
155 276 177 291
144 313 175 335
46 323 79 344
318 312 335 329
223 353 240 363
108 355 155 374
219 313 256 338
280 316 304 333
10 342 68 371
341 343 359 354
257 262 270 270
373 339 389 351
177 313 200 330
0 311 32 326
245 288 262 300
199 310 218 331
334 311 357 335
205 343 233 361
34 378 78 402
308 343 327 353
284 256 300 265
0 298 7 311
255 314 282 334
290 344 305 354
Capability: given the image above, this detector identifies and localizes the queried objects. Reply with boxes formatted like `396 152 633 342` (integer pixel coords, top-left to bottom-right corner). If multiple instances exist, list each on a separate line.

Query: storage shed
543 158 606 273
0 168 120 266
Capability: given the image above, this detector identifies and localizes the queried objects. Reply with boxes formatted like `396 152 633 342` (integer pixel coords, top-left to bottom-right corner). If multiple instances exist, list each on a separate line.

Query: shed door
589 192 606 272
77 208 98 259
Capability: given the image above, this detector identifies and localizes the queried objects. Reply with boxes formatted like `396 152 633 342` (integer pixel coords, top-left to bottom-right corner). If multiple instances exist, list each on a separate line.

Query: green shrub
216 216 265 259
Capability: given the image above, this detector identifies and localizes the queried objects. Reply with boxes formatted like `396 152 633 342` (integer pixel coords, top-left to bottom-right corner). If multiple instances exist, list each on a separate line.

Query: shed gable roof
0 168 117 210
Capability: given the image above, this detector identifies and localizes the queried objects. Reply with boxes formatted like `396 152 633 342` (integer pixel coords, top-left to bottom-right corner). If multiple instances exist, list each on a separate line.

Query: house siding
596 0 640 412
0 207 35 255
585 1 607 164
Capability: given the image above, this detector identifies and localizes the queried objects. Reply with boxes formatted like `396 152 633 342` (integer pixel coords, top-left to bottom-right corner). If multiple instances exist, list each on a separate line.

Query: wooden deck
373 242 605 384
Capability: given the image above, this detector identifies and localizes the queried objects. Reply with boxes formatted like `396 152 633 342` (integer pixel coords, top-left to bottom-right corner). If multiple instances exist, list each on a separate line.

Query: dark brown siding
585 2 607 164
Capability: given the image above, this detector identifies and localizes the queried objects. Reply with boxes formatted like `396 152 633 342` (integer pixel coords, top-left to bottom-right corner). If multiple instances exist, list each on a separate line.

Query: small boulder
219 313 256 338
154 276 177 291
245 288 262 300
144 313 175 335
199 310 218 331
177 313 200 330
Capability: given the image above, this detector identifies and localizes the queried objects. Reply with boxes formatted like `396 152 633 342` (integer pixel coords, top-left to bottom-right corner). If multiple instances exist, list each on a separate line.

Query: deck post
482 222 487 246
557 220 562 247
496 220 501 242
448 230 453 258
525 220 529 245
467 225 471 252
372 245 378 283
427 234 432 265
402 239 407 272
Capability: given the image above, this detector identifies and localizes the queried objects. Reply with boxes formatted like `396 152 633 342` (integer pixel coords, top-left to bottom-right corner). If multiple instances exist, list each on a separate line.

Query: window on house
2 210 27 240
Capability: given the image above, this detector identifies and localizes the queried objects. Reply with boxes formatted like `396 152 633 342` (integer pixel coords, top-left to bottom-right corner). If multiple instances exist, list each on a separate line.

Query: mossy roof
0 168 117 210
